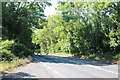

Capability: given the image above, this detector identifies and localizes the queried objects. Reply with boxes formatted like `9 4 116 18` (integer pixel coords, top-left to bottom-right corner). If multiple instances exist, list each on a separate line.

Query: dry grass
43 53 73 57
0 58 31 72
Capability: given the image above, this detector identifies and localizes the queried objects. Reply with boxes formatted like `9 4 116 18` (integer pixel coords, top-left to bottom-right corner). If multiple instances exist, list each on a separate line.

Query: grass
41 52 72 57
76 53 120 63
0 57 33 72
41 52 120 63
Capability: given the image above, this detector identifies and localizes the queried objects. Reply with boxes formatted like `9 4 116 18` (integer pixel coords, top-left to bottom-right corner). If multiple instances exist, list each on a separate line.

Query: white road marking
53 70 59 75
47 66 51 69
70 60 118 75
83 64 118 75
35 56 118 77
35 58 65 78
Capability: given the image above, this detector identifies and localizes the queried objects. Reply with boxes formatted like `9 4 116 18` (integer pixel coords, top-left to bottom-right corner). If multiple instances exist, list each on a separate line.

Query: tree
32 2 120 59
2 2 51 48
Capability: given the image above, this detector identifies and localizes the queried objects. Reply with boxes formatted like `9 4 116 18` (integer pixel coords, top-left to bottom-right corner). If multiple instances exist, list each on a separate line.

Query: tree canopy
2 2 51 48
32 2 120 60
2 2 120 61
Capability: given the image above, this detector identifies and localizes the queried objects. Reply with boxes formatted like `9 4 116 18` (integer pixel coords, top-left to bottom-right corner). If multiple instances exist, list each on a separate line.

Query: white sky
44 0 58 16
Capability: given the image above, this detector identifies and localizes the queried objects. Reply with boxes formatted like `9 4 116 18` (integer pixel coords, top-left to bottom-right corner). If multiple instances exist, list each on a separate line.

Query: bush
2 40 33 60
11 43 33 58
1 40 15 61
2 49 15 61
2 40 14 50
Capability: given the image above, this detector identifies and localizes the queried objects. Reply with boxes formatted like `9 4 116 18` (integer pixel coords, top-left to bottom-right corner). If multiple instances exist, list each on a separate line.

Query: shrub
11 43 33 58
2 40 33 60
2 49 15 61
2 40 14 50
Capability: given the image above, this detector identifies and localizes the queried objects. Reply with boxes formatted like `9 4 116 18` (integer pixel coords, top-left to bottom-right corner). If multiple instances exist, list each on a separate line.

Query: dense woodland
1 2 120 62
1 2 51 61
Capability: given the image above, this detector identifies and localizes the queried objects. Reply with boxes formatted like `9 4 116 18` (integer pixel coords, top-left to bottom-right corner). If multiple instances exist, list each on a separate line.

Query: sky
44 0 59 16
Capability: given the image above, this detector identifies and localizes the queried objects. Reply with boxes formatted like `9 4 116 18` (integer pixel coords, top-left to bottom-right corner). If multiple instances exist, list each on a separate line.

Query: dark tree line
1 2 51 61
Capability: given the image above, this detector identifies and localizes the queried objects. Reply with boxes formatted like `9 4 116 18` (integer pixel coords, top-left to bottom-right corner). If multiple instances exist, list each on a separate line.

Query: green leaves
2 2 51 48
31 2 120 59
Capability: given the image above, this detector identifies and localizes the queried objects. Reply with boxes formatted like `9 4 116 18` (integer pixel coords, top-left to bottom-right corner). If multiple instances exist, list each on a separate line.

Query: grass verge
42 52 72 57
41 52 119 64
0 56 33 72
74 53 120 64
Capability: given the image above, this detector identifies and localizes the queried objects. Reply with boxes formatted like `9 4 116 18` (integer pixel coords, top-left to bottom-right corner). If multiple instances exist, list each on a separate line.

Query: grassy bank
41 52 72 57
41 52 120 63
1 40 34 72
75 53 120 63
0 57 33 72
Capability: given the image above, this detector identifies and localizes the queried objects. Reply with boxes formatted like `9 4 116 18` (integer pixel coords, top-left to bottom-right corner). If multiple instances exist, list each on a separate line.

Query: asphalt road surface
2 55 118 78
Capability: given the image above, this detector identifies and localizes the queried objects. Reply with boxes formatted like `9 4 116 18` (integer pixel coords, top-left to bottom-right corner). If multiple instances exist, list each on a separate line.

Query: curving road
2 54 119 79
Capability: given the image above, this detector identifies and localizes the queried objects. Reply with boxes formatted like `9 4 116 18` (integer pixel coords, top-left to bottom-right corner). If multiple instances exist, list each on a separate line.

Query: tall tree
2 2 51 48
32 2 120 59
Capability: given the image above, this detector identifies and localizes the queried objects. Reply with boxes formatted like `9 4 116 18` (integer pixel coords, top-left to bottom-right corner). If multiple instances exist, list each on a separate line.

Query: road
2 55 119 78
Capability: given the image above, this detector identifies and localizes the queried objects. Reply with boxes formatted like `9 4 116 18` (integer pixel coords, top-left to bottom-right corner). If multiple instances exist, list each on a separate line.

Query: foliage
2 40 15 50
2 49 15 61
11 43 33 58
2 2 51 48
1 2 52 71
32 2 120 60
1 40 33 61
2 2 120 62
2 2 51 63
0 58 31 72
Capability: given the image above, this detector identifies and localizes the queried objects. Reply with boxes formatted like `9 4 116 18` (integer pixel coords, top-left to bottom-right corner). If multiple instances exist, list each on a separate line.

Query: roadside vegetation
42 52 72 57
1 58 31 72
1 2 51 72
32 2 120 62
0 40 33 72
1 2 120 72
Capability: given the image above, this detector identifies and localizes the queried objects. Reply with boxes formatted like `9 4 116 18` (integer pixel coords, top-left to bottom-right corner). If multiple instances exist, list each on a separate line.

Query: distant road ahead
3 55 118 78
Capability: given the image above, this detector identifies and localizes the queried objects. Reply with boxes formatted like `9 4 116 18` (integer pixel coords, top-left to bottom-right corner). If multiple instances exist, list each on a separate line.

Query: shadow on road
2 72 36 78
33 55 116 66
